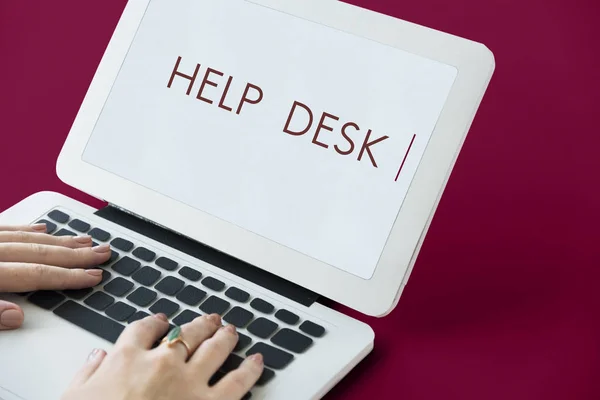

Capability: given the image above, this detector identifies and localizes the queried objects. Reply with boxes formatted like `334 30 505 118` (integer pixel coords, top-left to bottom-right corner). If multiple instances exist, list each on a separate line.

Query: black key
223 307 254 328
105 301 136 322
234 332 252 352
132 266 161 286
126 287 157 307
242 392 252 400
172 310 201 325
176 286 206 306
112 256 140 276
246 342 293 369
202 276 225 291
225 287 250 303
98 270 112 285
250 298 274 314
149 298 179 317
36 219 57 234
54 228 76 237
132 247 155 262
256 368 275 386
299 320 325 337
54 300 124 343
68 218 90 233
209 370 226 386
48 209 69 223
28 291 65 310
199 296 230 315
84 292 115 311
178 266 202 281
111 237 134 252
155 256 178 271
220 353 244 372
128 311 149 323
89 227 110 242
63 287 93 300
275 309 299 325
271 328 313 353
104 277 134 297
155 276 184 296
247 318 278 338
101 250 119 266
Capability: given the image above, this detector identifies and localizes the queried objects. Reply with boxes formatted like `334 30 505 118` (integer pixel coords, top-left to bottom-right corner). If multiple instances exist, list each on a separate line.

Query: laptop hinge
94 204 320 307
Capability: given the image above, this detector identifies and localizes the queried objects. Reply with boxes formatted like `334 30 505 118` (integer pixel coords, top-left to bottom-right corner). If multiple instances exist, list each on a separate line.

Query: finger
0 224 47 233
210 354 264 400
156 314 222 361
189 322 239 380
116 313 170 350
0 263 103 292
68 348 107 387
0 231 93 249
0 242 111 267
0 300 24 330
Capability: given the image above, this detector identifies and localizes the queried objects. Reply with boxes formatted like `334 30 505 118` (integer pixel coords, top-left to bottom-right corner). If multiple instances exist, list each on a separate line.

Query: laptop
0 0 494 398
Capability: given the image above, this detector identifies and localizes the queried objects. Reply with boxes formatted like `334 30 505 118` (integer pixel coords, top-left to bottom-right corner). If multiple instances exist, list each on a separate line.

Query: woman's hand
0 224 111 330
62 313 264 400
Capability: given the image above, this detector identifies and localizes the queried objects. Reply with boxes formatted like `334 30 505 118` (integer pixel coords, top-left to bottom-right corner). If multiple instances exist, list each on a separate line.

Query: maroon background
1 1 599 399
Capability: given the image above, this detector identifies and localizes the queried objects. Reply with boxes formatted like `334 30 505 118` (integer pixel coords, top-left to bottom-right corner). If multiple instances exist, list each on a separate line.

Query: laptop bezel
56 0 495 317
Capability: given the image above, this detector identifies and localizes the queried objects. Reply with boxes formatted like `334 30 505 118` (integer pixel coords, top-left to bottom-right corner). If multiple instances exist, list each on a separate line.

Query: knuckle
16 231 28 243
30 243 46 256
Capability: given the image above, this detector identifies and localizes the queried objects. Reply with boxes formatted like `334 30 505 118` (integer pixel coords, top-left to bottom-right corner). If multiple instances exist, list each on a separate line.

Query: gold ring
160 326 192 358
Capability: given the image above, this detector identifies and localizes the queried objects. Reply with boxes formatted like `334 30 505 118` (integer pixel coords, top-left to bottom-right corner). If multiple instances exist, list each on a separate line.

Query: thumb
0 300 24 330
68 348 107 387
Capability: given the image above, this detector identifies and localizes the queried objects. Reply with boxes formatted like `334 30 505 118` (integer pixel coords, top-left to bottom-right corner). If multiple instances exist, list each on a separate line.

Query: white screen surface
82 0 457 279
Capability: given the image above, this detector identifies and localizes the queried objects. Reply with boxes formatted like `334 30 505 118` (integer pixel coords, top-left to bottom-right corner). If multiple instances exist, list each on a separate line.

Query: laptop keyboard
26 208 327 398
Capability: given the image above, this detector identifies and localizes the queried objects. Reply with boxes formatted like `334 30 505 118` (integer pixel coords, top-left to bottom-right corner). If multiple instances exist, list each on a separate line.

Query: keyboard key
105 302 136 322
299 320 325 337
155 256 178 271
89 227 110 242
256 368 275 386
101 250 119 266
127 287 157 307
132 266 161 286
209 370 225 386
247 318 278 338
98 270 112 285
178 266 202 281
275 309 299 325
28 291 65 310
202 276 225 291
112 256 140 276
225 287 249 303
111 237 134 252
199 296 230 315
223 307 254 328
176 286 206 306
234 332 252 352
54 300 124 343
63 288 93 300
271 328 313 353
104 277 134 297
220 353 244 372
246 342 293 369
172 310 201 325
48 209 69 223
84 292 115 311
128 311 149 324
132 247 155 262
155 276 184 296
54 228 76 237
250 298 274 314
68 219 90 233
149 298 179 317
36 219 56 234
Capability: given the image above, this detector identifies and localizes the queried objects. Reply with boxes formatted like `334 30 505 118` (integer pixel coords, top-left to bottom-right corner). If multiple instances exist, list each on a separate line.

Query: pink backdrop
1 1 599 399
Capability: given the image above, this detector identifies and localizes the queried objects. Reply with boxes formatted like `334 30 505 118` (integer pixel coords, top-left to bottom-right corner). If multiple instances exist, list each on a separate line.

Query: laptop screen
82 0 457 280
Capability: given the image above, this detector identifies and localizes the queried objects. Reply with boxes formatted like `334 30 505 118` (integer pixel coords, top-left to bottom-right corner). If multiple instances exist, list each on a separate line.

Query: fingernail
86 269 103 276
154 313 168 322
87 348 101 361
0 309 24 328
248 353 263 365
74 235 92 243
224 324 237 334
31 223 47 232
208 313 221 325
92 244 110 253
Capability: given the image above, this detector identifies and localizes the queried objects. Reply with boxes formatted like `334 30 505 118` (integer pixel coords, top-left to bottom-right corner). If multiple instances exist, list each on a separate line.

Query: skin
0 224 263 400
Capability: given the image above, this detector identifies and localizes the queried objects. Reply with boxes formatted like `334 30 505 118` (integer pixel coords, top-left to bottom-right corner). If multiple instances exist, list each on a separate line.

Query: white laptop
0 0 494 399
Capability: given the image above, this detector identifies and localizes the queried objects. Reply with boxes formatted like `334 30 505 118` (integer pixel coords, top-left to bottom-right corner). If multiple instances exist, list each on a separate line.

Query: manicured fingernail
86 269 103 276
224 324 237 334
248 353 263 364
87 348 101 361
74 235 92 243
92 244 110 253
31 223 47 232
154 313 168 322
208 313 221 325
0 309 24 328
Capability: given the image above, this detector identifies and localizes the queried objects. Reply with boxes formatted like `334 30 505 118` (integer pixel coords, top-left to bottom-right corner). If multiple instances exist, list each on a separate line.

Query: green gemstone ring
160 326 192 358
